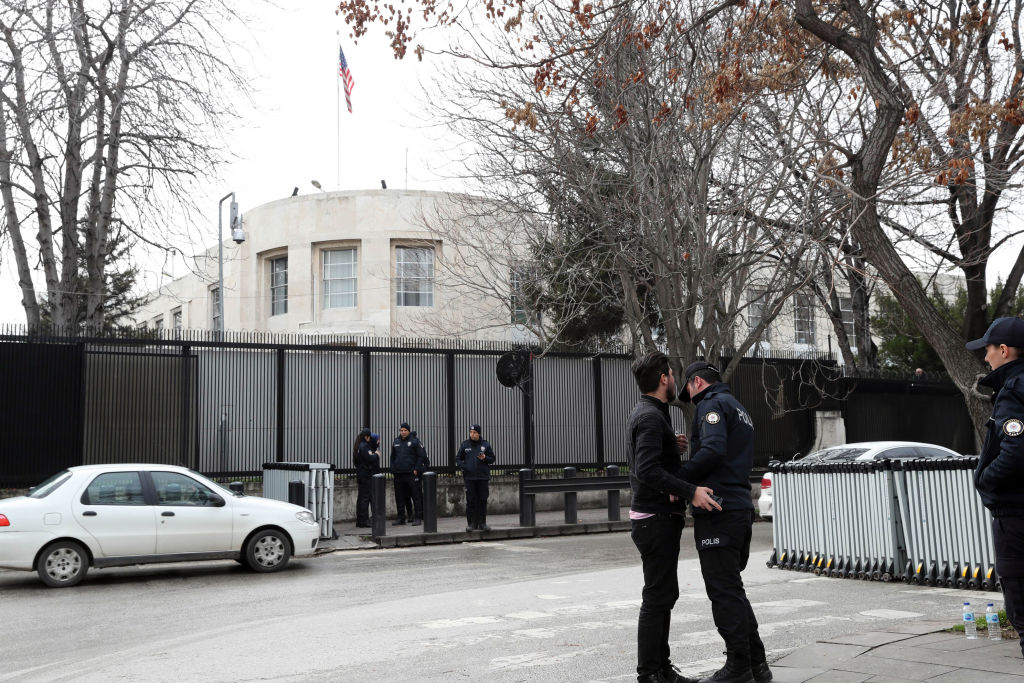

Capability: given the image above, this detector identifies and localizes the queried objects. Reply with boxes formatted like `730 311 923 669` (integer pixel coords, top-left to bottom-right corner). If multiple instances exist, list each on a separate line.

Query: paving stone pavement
324 510 1022 680
769 621 1022 681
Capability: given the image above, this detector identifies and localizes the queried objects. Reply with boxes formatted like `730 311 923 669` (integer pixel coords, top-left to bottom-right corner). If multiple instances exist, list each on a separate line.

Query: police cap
965 317 1024 350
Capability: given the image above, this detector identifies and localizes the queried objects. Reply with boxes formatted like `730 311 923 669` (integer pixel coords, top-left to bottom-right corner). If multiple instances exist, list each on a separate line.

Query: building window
153 316 164 331
839 296 855 342
794 293 816 345
172 308 183 331
747 289 770 342
395 246 434 307
210 287 221 329
270 256 288 316
323 248 357 309
510 266 536 325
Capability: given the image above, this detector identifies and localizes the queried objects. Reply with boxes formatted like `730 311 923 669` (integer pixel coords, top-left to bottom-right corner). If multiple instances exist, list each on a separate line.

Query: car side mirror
229 482 244 494
207 493 226 507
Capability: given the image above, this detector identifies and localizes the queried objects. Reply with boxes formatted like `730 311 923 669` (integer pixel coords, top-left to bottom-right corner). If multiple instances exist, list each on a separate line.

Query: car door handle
82 511 97 517
161 511 175 517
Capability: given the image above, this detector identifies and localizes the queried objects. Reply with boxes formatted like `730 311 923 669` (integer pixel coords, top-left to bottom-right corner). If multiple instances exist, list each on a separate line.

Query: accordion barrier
767 457 999 590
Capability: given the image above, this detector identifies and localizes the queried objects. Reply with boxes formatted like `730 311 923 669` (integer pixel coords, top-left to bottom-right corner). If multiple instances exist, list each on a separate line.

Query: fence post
607 464 620 521
445 353 456 469
422 471 437 533
276 347 286 463
361 350 372 432
593 356 604 467
564 466 577 524
371 473 386 537
519 468 535 526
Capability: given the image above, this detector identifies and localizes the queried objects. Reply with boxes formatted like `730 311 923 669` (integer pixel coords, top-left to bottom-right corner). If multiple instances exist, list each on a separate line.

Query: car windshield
805 447 870 462
27 470 72 498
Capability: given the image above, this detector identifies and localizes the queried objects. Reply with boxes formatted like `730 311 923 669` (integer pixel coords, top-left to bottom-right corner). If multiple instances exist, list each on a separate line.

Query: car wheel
37 540 89 588
244 529 291 573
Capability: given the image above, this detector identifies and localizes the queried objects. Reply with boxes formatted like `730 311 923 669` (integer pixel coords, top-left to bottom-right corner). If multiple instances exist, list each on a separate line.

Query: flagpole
336 30 341 191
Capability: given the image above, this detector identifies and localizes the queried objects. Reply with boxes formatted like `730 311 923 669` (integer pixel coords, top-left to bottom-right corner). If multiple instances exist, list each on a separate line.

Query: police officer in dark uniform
353 427 379 528
390 422 427 525
679 361 769 683
456 423 495 532
967 317 1024 658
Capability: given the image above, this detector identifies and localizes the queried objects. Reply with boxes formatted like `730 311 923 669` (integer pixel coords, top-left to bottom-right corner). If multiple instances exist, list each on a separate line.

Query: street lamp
217 192 245 338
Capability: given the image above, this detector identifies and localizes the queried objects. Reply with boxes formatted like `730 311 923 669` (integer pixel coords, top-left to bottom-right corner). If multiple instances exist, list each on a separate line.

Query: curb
361 520 632 548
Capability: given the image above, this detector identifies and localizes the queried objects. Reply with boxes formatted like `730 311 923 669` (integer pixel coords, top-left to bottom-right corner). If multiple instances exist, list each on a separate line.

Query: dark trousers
631 513 685 676
355 474 373 525
393 473 416 521
693 509 766 664
993 516 1024 657
465 479 489 522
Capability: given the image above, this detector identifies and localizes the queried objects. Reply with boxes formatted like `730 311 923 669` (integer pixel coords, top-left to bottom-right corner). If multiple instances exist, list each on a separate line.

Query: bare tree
0 0 253 329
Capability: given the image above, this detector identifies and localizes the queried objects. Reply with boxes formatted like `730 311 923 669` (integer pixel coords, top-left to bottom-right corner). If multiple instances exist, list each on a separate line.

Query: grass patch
949 609 1018 639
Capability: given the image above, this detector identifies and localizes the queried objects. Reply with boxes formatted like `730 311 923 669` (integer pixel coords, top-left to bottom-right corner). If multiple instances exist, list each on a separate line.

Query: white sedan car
0 464 321 587
757 441 963 520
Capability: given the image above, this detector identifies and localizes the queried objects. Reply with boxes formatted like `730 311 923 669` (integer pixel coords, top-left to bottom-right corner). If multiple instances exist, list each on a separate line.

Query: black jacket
626 395 696 515
682 383 754 515
975 359 1024 513
355 441 380 476
456 438 495 480
391 434 428 474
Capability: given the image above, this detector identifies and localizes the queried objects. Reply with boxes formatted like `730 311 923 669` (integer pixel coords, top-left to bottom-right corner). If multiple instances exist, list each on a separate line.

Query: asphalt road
0 524 1000 682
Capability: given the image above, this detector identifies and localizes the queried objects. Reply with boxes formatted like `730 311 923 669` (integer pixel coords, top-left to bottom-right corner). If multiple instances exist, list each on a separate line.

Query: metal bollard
422 471 437 533
564 467 577 524
607 465 620 521
519 469 535 526
288 480 305 507
371 473 386 537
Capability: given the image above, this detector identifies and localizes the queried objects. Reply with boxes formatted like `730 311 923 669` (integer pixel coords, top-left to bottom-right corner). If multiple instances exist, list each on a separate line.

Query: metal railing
768 457 998 589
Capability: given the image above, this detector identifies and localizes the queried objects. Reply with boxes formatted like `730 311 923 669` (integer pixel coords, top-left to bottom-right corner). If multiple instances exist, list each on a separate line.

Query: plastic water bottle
963 602 978 639
987 603 1002 640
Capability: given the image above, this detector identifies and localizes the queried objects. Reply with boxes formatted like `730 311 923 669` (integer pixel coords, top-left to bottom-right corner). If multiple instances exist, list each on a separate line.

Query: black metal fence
0 328 974 487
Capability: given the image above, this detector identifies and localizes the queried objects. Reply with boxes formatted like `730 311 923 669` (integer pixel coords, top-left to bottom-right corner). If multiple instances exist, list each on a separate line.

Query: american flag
339 46 354 113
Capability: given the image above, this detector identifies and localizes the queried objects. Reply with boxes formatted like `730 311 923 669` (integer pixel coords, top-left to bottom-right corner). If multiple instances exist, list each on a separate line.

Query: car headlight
295 511 316 525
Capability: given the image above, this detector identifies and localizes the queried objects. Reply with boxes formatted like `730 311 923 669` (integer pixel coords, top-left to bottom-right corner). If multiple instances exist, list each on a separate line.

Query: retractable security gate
262 462 336 540
768 457 997 589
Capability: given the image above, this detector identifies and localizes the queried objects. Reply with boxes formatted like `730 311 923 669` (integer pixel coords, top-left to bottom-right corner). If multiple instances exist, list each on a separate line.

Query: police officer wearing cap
390 422 427 525
680 361 769 683
456 423 495 531
967 316 1024 658
626 351 721 683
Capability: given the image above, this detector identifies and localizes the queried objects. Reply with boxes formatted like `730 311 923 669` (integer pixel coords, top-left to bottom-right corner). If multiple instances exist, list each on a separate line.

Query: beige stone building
132 189 535 341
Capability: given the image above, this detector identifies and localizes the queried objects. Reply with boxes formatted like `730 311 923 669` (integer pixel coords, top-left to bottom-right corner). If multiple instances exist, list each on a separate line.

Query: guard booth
262 462 336 540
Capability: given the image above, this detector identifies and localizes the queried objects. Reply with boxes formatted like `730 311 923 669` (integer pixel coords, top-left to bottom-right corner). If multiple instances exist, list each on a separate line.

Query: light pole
217 192 245 338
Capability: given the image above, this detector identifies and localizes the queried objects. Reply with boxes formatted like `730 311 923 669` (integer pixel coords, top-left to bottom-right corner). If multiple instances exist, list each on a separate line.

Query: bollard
288 480 305 507
607 465 621 521
371 473 386 537
564 467 577 524
519 468 535 526
422 472 437 533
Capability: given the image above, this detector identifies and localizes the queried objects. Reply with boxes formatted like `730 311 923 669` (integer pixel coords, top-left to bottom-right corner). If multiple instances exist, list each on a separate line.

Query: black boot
750 661 771 683
478 511 491 532
466 512 475 532
698 651 754 683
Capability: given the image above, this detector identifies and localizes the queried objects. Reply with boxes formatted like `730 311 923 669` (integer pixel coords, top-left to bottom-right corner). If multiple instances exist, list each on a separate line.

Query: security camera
229 201 245 244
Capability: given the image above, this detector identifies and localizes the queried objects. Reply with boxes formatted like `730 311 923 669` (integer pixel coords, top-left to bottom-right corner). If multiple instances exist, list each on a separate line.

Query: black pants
393 473 419 521
631 513 685 676
693 509 765 664
465 479 489 521
356 474 373 525
993 516 1024 657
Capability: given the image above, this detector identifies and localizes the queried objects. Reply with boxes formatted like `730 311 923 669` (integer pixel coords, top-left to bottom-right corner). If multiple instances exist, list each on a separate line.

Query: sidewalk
329 506 634 550
767 622 1022 681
